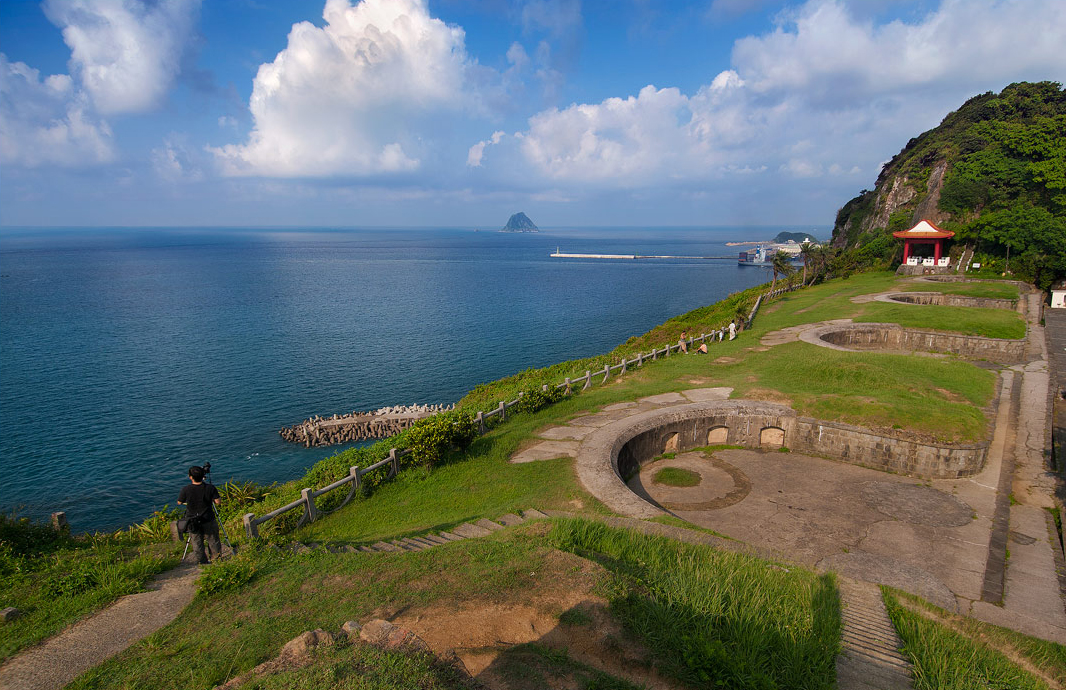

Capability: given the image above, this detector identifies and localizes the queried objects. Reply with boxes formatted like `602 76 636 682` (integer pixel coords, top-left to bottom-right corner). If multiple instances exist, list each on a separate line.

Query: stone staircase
291 509 549 555
836 578 913 690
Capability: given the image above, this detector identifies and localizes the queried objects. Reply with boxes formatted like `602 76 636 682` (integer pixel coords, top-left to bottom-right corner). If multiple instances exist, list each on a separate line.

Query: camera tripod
180 462 236 563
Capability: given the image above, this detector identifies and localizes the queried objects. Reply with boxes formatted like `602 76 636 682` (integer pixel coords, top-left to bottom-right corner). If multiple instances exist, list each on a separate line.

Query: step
390 540 419 552
522 509 550 520
438 531 464 541
475 518 504 531
408 536 438 548
453 523 493 538
421 534 449 545
398 538 426 551
357 545 376 553
372 541 402 552
496 513 524 526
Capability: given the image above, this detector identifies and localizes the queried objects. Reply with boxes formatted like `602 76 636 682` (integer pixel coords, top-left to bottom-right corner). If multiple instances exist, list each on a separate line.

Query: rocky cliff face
831 81 1066 250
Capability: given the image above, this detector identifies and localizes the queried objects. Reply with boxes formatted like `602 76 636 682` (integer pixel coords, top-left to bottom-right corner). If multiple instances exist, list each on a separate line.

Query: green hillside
832 81 1066 288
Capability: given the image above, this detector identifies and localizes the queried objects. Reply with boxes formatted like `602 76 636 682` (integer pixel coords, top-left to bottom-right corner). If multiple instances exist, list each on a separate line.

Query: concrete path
0 563 201 690
971 291 1066 642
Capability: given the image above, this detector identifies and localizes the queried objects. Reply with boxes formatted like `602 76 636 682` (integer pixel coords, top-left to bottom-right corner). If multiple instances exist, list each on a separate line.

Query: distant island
772 231 820 244
501 212 538 232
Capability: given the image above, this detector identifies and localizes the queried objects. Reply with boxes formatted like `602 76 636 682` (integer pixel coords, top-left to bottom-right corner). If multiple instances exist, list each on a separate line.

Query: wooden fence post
475 411 485 434
565 377 572 394
498 401 506 422
243 513 259 540
582 370 592 391
301 488 318 523
388 448 399 477
350 465 361 491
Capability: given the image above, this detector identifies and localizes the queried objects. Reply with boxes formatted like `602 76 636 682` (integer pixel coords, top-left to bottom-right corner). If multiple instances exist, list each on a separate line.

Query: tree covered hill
831 81 1066 287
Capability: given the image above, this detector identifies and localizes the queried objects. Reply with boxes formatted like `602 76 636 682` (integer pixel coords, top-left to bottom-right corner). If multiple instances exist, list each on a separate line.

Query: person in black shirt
177 465 222 564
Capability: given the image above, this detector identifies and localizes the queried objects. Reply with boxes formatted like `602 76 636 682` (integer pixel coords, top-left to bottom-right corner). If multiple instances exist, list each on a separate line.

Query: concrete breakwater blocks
576 400 989 519
801 321 1026 364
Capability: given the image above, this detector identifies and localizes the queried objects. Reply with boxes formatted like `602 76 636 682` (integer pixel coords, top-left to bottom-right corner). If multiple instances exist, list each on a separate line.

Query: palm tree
770 250 793 292
799 242 812 286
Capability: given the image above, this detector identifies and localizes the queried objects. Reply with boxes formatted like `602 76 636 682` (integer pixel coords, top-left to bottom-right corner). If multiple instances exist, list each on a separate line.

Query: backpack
178 510 211 536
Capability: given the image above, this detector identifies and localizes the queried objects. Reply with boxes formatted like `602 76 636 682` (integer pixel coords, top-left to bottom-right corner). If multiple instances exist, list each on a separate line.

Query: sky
1 0 1063 229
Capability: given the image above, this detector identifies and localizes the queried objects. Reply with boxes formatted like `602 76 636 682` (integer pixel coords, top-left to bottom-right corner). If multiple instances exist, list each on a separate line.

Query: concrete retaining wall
606 402 987 486
817 324 1026 364
886 292 1017 311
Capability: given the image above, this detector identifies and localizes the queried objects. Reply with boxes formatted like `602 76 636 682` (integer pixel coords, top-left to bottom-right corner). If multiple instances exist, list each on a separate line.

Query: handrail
241 279 802 538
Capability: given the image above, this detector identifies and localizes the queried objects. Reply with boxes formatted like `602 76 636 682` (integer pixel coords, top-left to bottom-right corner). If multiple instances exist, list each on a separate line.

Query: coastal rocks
1 607 21 622
501 211 538 232
279 403 454 447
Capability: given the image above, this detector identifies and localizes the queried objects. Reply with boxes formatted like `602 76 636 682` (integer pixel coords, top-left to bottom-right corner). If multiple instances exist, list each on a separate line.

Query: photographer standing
177 465 222 564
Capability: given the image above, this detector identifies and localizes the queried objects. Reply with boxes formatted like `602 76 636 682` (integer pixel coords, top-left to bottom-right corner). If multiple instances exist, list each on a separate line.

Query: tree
770 251 794 292
799 242 812 286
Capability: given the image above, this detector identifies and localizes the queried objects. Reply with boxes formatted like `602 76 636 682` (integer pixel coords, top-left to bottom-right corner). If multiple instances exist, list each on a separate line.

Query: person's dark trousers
190 521 222 564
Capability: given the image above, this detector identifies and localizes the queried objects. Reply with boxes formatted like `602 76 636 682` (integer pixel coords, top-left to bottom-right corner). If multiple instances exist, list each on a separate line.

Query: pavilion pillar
934 240 942 261
902 240 910 262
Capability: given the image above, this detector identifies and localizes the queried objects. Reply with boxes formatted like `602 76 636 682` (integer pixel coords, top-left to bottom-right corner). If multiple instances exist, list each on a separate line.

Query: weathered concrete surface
0 563 200 690
806 322 1026 364
876 291 1017 311
510 439 579 463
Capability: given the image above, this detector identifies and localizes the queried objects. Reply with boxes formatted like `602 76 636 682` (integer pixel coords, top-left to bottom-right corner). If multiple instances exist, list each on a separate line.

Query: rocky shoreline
279 404 454 447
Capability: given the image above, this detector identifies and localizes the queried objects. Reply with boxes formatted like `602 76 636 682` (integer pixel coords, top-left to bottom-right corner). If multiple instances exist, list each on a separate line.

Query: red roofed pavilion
893 220 955 264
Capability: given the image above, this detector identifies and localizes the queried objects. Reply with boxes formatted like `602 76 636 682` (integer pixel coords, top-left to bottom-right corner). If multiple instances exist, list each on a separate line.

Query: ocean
0 226 819 531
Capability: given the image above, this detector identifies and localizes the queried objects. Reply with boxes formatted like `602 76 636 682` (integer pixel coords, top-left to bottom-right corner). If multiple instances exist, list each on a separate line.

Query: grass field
856 302 1027 339
901 281 1021 300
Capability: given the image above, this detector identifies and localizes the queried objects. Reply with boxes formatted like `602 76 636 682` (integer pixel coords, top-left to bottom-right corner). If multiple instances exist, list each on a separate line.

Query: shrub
128 505 184 543
405 411 478 467
197 555 259 596
512 385 565 415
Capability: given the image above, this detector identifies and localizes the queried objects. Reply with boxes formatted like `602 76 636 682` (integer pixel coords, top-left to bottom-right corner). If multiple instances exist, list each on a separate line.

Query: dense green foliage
833 81 1066 287
549 519 841 689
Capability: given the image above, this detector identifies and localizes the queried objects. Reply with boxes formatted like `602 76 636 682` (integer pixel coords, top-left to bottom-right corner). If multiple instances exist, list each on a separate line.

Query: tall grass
549 518 840 689
882 588 1056 689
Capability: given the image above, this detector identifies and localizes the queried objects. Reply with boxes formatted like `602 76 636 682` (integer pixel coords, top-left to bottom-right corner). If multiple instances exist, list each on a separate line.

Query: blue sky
1 0 1063 229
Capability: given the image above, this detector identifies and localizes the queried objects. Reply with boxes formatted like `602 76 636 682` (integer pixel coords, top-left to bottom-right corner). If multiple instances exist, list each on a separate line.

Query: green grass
882 588 1064 689
220 642 471 689
857 302 1027 339
652 467 701 487
0 513 180 662
710 341 995 442
491 643 644 690
67 529 554 689
549 518 841 689
902 281 1021 300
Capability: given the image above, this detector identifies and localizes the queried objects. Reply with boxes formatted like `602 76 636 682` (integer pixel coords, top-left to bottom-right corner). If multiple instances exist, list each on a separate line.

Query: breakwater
280 404 454 447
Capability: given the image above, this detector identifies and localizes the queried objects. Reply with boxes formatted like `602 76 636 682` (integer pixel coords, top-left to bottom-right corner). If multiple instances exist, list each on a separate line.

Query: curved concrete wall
578 401 991 517
886 292 1017 311
816 324 1025 364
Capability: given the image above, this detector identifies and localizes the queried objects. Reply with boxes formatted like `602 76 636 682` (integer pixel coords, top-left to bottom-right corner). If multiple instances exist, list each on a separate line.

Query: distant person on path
177 465 222 564
728 322 737 341
679 331 688 353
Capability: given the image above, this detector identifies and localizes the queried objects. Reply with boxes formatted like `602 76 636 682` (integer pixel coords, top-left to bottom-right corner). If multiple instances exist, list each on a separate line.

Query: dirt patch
388 549 683 690
714 356 738 364
686 377 709 385
935 387 968 404
740 387 793 406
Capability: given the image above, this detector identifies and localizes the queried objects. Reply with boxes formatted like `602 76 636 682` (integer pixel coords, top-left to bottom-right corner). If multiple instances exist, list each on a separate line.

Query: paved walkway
0 563 201 690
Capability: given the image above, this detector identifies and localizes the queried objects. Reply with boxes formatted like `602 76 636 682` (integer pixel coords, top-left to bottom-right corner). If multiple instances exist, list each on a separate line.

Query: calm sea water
0 226 818 531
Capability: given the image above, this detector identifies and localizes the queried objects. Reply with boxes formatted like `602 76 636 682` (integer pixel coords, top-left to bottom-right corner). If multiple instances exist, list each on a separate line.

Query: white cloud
44 0 200 115
212 0 478 177
467 131 505 167
477 0 1066 190
151 136 203 182
0 55 114 168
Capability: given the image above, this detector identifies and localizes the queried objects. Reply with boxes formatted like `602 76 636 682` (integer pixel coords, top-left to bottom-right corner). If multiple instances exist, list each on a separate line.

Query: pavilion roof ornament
892 220 955 239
